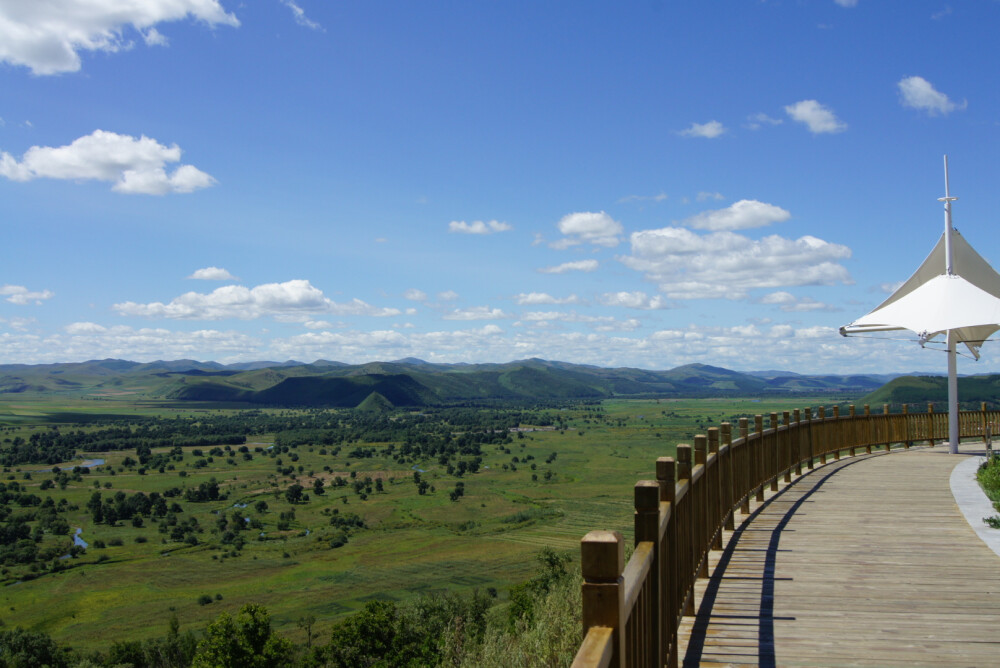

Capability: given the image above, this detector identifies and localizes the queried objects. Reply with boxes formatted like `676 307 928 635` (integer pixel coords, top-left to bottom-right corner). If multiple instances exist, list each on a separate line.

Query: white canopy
841 157 1000 454
841 230 1000 359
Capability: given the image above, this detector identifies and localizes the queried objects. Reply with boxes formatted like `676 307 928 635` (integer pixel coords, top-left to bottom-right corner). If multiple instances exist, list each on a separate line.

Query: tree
192 604 294 668
285 484 304 504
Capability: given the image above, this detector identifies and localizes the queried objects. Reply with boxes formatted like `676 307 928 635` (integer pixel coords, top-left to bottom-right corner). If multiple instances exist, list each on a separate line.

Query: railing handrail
571 402 1000 668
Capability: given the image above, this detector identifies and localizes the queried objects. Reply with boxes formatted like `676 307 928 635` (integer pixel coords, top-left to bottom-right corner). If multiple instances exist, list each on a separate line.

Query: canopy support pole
948 329 959 454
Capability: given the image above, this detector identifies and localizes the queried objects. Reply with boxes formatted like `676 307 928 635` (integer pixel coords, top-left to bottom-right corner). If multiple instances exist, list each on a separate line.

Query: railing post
769 412 780 491
693 435 709 577
849 404 857 456
928 403 936 447
754 415 765 501
832 406 841 460
581 530 626 668
983 402 990 444
707 427 723 550
721 422 735 532
864 405 872 454
818 406 827 464
635 480 661 666
656 457 678 668
903 404 911 448
804 408 814 469
783 411 792 483
883 404 891 451
739 419 750 514
793 409 803 475
676 445 695 616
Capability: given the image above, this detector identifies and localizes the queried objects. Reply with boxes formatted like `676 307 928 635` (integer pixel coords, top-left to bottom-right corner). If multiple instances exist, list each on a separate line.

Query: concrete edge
949 454 1000 559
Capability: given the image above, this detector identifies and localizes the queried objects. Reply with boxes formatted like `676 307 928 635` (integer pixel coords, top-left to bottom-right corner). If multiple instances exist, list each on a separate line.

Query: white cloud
0 316 35 331
834 0 858 7
620 227 852 299
0 0 239 75
521 311 642 332
1 284 54 305
679 120 727 139
279 0 323 31
878 281 903 294
745 113 783 130
0 130 216 195
442 306 509 321
113 280 401 320
188 267 237 281
696 191 725 202
784 100 847 134
552 211 623 248
682 199 791 231
539 259 600 274
897 76 965 116
760 291 835 312
404 289 428 301
598 291 670 310
438 290 459 301
448 220 512 234
618 192 668 204
515 292 580 305
143 27 168 46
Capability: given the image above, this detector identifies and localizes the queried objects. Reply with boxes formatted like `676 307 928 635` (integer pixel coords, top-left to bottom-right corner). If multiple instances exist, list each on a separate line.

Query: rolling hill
0 358 895 408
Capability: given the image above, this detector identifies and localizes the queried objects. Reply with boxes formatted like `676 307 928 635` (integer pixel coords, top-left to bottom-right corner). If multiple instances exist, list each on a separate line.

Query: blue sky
2 0 999 374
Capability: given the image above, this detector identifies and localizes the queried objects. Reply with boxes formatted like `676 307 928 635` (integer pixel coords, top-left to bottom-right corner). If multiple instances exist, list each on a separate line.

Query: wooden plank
676 445 1000 666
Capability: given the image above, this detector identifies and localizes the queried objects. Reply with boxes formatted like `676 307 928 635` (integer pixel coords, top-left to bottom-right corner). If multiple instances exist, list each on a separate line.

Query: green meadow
0 394 855 651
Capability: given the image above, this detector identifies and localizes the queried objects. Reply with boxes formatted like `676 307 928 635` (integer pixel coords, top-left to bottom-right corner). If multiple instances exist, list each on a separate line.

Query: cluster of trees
0 549 580 668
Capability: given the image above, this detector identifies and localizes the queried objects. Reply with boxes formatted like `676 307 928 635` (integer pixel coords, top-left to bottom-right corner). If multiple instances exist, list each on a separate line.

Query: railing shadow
682 454 881 667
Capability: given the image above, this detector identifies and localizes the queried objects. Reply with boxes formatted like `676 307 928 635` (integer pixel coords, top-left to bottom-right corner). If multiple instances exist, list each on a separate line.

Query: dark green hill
861 374 1000 407
0 357 895 405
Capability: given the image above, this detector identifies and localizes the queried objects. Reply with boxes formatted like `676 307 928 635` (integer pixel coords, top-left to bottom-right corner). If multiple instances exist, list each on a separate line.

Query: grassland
0 393 856 651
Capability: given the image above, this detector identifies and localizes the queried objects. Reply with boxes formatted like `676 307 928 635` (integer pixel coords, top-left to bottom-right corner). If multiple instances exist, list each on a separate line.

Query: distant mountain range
0 357 908 408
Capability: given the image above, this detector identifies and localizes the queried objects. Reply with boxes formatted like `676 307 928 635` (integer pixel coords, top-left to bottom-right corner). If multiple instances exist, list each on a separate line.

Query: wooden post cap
581 530 624 580
677 444 691 463
707 427 719 453
635 480 659 511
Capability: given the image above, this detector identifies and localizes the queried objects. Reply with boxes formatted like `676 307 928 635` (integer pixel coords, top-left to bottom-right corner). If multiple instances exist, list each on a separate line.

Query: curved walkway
677 444 1000 667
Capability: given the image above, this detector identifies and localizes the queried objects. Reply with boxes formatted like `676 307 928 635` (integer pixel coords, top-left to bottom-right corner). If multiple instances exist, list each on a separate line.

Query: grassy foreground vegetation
0 393 855 665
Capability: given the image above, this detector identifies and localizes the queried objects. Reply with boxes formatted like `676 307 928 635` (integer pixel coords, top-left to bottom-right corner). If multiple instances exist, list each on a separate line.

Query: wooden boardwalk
676 445 1000 667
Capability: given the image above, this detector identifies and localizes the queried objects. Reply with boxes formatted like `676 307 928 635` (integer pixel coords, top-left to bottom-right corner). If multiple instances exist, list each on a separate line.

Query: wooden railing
571 402 1000 668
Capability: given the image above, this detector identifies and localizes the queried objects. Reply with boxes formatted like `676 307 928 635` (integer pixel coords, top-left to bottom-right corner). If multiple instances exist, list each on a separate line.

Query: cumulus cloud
619 227 852 300
188 267 237 281
442 306 509 321
552 211 623 249
404 289 428 301
438 290 459 301
745 113 783 130
279 0 323 30
681 199 791 231
520 311 641 332
897 76 965 116
113 280 401 320
784 100 847 134
0 130 216 194
0 0 239 75
515 292 580 305
539 260 600 274
448 220 512 234
598 291 670 310
619 192 668 204
679 121 727 138
760 291 836 312
696 191 725 202
1 285 54 305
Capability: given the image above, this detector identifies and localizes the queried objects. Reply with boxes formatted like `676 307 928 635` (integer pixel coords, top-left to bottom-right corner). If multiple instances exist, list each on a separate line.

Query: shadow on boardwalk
682 456 874 667
677 445 1000 667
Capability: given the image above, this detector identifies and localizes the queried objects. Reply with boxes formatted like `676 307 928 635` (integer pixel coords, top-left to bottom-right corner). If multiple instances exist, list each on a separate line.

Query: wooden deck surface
676 445 1000 667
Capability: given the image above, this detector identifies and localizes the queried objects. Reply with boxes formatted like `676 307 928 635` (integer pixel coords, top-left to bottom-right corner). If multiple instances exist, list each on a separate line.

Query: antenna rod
938 154 957 276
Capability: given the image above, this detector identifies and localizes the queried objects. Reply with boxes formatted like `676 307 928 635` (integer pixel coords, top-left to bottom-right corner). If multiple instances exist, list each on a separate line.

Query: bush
197 594 213 606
